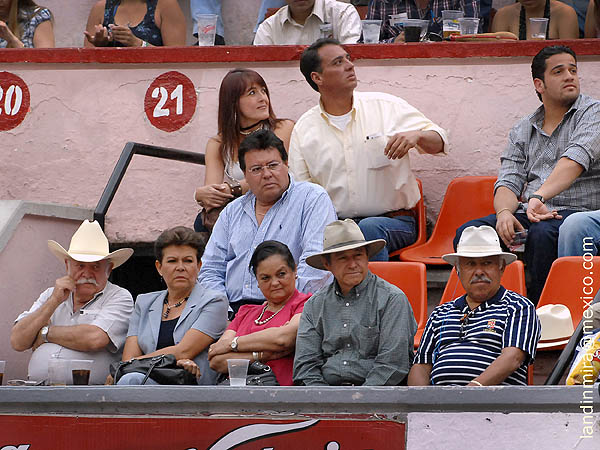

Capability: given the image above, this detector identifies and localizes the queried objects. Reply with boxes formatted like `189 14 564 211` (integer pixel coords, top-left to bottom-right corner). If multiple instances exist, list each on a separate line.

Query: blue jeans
116 372 161 385
558 211 600 257
254 0 286 32
190 0 225 38
356 216 417 261
454 210 578 304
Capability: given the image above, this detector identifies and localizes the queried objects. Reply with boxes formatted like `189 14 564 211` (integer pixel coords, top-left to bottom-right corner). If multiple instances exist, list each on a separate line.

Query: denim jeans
558 211 600 257
356 216 417 261
116 372 161 385
190 0 224 38
454 210 578 304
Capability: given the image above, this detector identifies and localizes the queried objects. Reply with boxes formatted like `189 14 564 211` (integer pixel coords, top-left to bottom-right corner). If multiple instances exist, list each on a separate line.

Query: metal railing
94 142 205 229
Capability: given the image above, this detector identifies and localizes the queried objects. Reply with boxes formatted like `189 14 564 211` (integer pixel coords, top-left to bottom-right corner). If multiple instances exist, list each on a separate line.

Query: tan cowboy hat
442 225 517 267
537 304 575 349
48 220 133 269
306 219 386 270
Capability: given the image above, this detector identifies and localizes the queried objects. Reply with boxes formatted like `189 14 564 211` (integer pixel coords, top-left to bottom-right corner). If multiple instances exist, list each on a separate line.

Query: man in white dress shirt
254 0 361 45
289 38 448 260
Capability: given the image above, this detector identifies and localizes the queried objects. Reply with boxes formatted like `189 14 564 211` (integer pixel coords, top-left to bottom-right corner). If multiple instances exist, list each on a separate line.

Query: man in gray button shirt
454 45 600 304
293 219 417 386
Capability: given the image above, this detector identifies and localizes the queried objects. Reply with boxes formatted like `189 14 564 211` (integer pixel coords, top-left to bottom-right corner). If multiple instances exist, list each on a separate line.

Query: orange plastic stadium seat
389 179 427 259
368 261 427 348
536 256 600 350
439 260 526 305
398 176 497 265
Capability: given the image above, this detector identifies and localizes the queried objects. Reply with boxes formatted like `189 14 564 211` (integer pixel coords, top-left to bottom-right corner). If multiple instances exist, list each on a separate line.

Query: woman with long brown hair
0 0 54 48
492 0 579 40
194 69 294 233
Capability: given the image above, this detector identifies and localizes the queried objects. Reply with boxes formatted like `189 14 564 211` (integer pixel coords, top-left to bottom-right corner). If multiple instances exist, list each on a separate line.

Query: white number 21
152 84 183 118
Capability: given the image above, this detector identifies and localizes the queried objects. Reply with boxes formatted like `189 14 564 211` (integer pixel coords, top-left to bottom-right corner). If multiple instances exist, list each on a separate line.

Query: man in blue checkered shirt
454 45 600 304
409 226 540 386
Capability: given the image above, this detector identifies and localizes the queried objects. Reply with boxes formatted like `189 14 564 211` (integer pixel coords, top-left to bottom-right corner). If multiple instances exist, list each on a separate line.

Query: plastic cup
402 19 429 42
0 361 5 386
197 14 218 46
70 359 93 385
529 18 548 40
48 356 69 386
361 19 382 43
319 23 333 39
389 12 408 28
442 10 464 38
509 230 528 253
458 17 480 35
227 359 249 386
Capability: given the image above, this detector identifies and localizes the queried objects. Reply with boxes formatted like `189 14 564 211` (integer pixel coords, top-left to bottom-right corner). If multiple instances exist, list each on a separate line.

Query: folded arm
467 347 526 386
11 279 73 351
292 307 328 386
364 293 416 386
122 328 215 361
407 363 433 386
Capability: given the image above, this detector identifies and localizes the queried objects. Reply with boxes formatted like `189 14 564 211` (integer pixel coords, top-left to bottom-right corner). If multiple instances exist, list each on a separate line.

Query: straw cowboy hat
48 220 133 269
306 219 386 270
537 304 575 349
442 225 517 267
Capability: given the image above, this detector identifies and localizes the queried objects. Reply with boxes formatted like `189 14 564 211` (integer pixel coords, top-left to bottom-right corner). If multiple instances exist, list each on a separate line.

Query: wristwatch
230 336 239 352
40 326 49 343
528 194 545 204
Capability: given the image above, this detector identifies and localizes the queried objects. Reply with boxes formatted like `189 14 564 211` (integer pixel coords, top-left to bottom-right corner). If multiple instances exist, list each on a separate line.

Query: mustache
76 278 98 286
470 275 492 284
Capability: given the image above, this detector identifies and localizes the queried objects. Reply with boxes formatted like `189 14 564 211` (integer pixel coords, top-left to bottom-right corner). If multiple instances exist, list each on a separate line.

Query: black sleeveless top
103 0 163 47
156 317 177 350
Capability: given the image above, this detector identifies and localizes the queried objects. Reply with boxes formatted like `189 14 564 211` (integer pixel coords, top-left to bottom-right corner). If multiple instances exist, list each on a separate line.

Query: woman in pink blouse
208 240 310 386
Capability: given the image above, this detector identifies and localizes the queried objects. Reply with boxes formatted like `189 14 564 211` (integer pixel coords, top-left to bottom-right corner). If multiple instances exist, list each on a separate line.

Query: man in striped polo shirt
409 226 541 386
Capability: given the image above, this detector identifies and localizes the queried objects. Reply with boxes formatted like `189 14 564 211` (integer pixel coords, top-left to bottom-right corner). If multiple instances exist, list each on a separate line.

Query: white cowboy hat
306 219 386 270
537 304 575 349
48 220 133 269
442 225 517 267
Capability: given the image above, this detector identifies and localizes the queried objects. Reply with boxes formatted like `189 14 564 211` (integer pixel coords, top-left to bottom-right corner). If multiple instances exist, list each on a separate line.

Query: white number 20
152 84 183 118
0 85 23 116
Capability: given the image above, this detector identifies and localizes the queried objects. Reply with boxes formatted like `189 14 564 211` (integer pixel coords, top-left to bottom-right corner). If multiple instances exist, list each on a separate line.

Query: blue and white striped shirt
414 286 541 385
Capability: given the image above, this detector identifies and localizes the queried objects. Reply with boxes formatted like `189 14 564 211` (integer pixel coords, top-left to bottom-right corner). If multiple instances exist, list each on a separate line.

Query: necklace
239 122 265 135
254 303 285 325
163 295 189 319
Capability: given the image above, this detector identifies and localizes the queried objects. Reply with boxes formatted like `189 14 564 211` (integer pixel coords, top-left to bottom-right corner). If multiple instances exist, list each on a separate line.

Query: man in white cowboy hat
10 220 134 384
293 219 417 386
409 225 541 386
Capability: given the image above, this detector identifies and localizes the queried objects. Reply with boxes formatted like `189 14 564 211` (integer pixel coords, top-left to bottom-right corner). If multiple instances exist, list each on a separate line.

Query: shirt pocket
74 310 99 325
357 323 380 358
364 135 392 170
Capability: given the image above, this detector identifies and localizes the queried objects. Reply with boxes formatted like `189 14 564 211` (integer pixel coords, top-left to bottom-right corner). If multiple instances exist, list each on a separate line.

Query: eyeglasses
247 161 282 176
459 310 475 340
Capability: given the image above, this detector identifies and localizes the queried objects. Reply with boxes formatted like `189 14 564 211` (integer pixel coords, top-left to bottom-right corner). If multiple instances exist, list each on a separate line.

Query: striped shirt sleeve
502 293 541 364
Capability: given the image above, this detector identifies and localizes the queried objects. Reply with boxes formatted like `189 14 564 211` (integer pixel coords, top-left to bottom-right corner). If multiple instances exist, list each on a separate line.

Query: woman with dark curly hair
0 0 54 48
207 241 310 386
193 69 294 233
113 226 228 385
492 0 579 40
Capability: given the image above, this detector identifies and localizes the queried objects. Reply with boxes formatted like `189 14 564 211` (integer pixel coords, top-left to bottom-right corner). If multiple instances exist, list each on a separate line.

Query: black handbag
110 354 197 385
218 361 280 386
